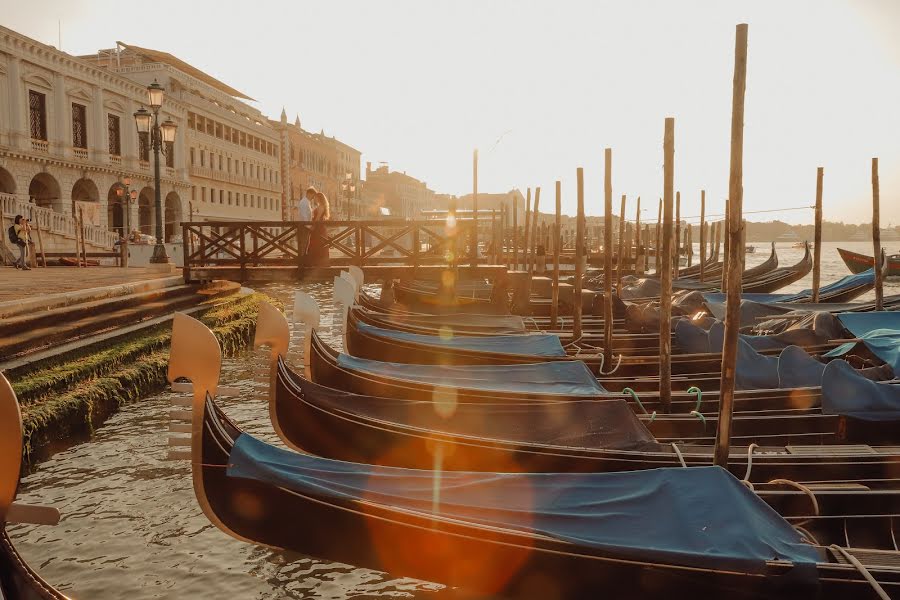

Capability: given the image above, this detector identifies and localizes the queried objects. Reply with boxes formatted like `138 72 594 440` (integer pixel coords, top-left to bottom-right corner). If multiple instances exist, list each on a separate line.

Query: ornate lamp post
341 172 356 220
134 80 177 264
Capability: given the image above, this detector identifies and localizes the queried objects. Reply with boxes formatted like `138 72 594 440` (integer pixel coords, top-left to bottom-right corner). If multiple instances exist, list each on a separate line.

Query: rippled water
9 242 900 598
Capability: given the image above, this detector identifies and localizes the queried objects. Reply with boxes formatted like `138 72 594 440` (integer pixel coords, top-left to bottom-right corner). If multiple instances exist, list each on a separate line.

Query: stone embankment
0 275 272 466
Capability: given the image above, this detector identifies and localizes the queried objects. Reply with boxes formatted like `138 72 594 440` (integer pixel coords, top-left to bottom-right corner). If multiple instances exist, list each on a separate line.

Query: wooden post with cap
603 150 614 367
714 23 749 468
617 194 626 295
660 120 675 413
573 169 585 340
550 181 562 329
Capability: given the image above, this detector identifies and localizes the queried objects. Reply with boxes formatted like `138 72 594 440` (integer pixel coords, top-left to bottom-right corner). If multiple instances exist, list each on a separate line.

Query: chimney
366 161 372 177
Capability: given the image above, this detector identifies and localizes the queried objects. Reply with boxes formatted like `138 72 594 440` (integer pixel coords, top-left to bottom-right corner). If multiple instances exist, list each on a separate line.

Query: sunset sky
4 0 898 225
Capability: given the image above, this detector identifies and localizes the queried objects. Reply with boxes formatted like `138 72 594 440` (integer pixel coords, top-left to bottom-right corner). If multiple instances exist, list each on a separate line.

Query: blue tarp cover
228 435 820 573
826 311 900 372
778 346 825 389
822 359 900 421
356 321 566 356
735 338 780 390
337 353 606 395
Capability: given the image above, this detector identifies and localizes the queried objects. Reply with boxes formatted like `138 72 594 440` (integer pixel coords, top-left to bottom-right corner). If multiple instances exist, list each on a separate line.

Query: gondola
342 307 846 385
0 373 67 600
170 313 900 599
838 247 900 277
741 242 814 294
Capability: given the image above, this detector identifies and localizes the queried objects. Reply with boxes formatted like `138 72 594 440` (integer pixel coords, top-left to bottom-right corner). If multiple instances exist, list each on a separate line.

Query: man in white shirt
297 186 315 258
298 187 315 222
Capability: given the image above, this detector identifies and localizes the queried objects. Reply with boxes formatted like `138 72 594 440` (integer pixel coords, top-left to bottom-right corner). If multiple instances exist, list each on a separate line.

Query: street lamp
133 79 177 264
341 172 356 220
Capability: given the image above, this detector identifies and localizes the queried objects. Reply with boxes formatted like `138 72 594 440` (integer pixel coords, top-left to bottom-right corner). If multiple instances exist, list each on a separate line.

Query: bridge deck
188 264 513 283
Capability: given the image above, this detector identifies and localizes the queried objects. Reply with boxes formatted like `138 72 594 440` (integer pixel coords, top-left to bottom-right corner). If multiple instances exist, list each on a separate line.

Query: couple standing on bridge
298 187 331 266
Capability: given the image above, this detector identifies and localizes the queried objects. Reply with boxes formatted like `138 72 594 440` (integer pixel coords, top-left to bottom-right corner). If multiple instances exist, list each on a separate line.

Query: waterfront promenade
0 266 179 305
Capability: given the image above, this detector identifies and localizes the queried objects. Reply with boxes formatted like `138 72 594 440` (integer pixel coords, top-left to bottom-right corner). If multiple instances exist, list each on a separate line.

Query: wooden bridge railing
181 219 475 282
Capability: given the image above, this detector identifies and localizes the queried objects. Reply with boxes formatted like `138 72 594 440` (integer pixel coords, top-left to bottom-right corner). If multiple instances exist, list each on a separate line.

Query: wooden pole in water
617 194 626 294
603 149 614 367
634 197 642 276
660 119 675 413
811 168 824 302
714 218 722 262
573 168 585 340
644 224 651 272
523 188 532 271
491 208 498 264
512 195 519 270
551 180 562 329
699 190 706 282
471 149 478 268
686 224 693 268
34 220 47 267
714 22 749 468
872 157 883 311
674 191 681 278
529 187 541 276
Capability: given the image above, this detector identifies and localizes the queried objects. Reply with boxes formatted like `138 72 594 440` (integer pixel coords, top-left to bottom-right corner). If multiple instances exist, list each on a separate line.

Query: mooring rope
622 387 655 421
598 352 623 375
828 545 890 600
767 479 820 527
671 442 687 468
741 443 760 484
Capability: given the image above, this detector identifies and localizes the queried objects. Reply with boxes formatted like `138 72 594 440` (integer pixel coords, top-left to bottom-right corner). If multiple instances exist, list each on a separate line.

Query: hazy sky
3 0 898 225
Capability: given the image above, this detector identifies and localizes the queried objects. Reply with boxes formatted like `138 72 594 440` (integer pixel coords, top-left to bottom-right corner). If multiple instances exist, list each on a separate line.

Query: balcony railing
73 148 89 160
0 192 120 250
31 139 49 153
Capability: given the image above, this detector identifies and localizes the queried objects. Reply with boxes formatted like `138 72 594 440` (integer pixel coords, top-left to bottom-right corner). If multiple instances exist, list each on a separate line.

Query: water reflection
10 282 442 599
9 245 898 597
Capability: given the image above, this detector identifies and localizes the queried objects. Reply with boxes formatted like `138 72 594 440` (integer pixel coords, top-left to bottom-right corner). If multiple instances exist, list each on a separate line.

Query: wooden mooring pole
550 181 562 329
512 195 519 270
811 168 824 302
529 187 541 277
523 188 532 272
721 199 730 293
674 191 681 278
660 120 675 413
699 190 706 282
471 149 478 268
635 197 642 276
603 149 614 367
714 22 749 468
573 168 585 340
617 194 626 295
873 157 883 310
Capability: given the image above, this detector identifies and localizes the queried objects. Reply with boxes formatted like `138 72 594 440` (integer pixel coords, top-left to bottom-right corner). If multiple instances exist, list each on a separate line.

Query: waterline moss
16 292 277 466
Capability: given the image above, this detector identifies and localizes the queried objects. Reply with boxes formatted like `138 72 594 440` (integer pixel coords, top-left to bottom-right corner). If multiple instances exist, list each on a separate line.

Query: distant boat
791 241 806 249
745 245 756 253
837 247 900 276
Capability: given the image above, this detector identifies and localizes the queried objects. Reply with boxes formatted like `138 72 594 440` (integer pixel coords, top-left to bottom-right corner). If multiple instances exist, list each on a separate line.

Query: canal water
9 242 899 598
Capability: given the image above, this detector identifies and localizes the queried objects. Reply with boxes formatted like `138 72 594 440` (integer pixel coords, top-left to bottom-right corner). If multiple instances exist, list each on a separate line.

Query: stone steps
0 281 238 360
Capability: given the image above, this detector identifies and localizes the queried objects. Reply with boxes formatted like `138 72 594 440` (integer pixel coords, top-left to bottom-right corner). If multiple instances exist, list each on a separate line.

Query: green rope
623 387 656 422
687 386 703 413
689 410 707 429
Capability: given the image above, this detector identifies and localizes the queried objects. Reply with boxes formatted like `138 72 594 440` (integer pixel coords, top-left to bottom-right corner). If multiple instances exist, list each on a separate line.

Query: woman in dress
306 192 331 266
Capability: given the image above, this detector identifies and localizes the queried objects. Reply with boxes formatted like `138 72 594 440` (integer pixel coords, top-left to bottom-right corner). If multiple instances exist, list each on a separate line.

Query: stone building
362 162 435 219
0 25 190 251
81 42 282 228
273 112 361 220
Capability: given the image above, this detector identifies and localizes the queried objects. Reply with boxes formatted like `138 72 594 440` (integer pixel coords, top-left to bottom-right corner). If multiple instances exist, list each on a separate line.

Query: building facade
362 162 435 219
0 26 190 250
82 43 282 228
274 113 361 221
